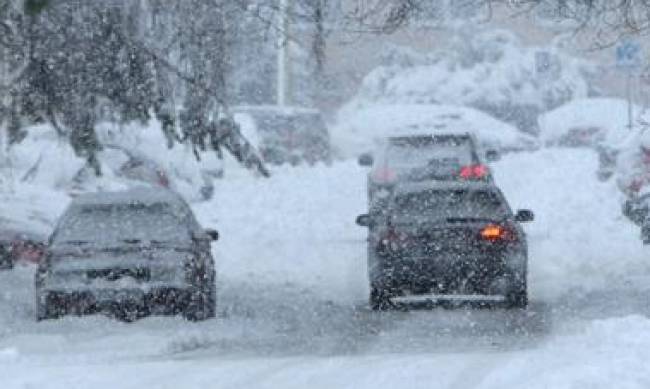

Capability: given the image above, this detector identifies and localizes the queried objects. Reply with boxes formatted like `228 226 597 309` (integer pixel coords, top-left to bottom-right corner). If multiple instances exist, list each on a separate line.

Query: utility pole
277 0 291 107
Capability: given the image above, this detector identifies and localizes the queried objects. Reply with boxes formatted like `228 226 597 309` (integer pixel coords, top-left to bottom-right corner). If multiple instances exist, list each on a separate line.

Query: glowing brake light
460 164 489 179
479 224 513 242
373 167 397 183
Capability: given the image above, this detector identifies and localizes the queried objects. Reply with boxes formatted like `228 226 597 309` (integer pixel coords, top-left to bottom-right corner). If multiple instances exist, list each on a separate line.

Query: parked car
0 227 46 269
622 193 650 244
233 105 332 165
356 181 533 310
35 188 218 321
358 133 496 207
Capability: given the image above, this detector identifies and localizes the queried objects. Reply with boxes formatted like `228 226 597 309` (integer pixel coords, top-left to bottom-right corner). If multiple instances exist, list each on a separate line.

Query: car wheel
36 292 61 321
114 300 146 322
369 286 393 311
183 274 216 321
36 301 58 321
505 288 528 309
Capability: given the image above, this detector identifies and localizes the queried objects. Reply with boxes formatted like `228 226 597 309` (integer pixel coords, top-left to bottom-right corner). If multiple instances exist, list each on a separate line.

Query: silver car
35 188 218 321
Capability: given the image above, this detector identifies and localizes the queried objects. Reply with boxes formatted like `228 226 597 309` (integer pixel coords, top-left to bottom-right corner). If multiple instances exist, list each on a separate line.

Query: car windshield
53 203 190 246
391 189 508 223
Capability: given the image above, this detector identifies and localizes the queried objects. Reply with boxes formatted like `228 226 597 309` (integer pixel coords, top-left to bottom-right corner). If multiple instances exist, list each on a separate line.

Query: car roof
70 187 187 208
392 181 502 196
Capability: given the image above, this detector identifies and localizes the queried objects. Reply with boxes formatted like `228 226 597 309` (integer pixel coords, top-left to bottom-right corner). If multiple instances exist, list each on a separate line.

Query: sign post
616 39 643 130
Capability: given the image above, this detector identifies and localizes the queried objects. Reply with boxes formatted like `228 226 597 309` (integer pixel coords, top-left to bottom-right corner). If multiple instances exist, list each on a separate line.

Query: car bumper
37 287 195 316
371 250 526 295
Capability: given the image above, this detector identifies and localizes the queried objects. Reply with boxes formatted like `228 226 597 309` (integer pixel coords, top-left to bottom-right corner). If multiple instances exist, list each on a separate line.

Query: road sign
616 39 643 72
535 50 560 80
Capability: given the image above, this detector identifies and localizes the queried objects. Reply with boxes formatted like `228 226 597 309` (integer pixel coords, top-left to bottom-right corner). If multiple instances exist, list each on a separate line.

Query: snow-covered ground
1 148 650 388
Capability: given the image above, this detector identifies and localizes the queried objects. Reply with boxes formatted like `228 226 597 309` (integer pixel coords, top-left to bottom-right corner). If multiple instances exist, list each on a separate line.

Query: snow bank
494 148 649 300
481 315 650 389
538 97 648 146
333 103 539 158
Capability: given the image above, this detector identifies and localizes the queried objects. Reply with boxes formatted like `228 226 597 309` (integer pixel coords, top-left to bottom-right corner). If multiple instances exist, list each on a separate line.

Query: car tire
505 287 528 309
369 286 393 311
36 301 58 321
114 300 146 322
183 274 216 321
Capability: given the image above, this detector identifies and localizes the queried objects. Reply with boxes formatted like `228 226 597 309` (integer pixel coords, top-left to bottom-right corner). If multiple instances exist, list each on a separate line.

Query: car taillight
373 167 397 184
479 224 515 242
378 228 413 253
459 164 489 179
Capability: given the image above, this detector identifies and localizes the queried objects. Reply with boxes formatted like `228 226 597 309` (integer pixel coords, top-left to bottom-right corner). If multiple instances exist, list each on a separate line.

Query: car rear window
53 203 191 246
392 189 508 222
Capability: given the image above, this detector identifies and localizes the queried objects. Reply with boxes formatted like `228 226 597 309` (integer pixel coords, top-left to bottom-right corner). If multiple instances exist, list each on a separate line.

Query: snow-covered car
233 105 332 165
35 188 218 321
538 98 643 149
622 193 650 244
358 133 495 207
356 181 533 310
333 103 539 159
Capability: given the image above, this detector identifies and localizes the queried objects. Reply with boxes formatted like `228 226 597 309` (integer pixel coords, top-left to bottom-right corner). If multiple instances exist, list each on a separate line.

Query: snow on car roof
333 103 538 157
70 187 187 208
538 98 649 146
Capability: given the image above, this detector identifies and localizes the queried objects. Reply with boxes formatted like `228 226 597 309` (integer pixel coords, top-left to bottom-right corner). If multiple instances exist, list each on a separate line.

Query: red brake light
460 164 489 179
373 167 397 183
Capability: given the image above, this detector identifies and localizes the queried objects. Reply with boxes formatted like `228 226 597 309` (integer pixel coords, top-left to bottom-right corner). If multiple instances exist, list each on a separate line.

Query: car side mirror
485 149 500 162
194 229 219 242
358 153 374 167
205 229 219 242
515 209 534 223
356 214 373 227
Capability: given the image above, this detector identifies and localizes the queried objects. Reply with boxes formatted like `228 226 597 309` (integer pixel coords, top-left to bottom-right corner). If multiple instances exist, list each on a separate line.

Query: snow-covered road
1 149 650 388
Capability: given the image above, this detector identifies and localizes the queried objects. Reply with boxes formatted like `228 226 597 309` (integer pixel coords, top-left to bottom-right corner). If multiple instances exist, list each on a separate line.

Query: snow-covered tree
343 28 600 134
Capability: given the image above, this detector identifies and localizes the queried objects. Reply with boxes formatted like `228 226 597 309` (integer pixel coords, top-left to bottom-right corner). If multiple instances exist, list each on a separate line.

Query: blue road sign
616 39 642 71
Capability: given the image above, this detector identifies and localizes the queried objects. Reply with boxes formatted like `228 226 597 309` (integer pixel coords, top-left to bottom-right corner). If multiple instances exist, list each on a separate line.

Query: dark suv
356 181 533 310
358 133 497 207
35 188 218 321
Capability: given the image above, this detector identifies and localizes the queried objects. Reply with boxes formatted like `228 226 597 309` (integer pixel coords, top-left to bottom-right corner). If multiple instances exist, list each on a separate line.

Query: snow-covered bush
0 121 227 202
344 28 600 134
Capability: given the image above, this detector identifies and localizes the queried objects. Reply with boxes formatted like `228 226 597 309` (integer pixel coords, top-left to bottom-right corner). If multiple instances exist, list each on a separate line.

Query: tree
344 0 650 46
1 0 270 177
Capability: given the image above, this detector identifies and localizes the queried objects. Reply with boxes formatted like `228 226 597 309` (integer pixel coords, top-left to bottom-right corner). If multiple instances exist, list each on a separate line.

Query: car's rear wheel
369 285 393 311
504 283 528 309
113 300 147 322
36 301 58 321
36 292 63 321
183 273 216 321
